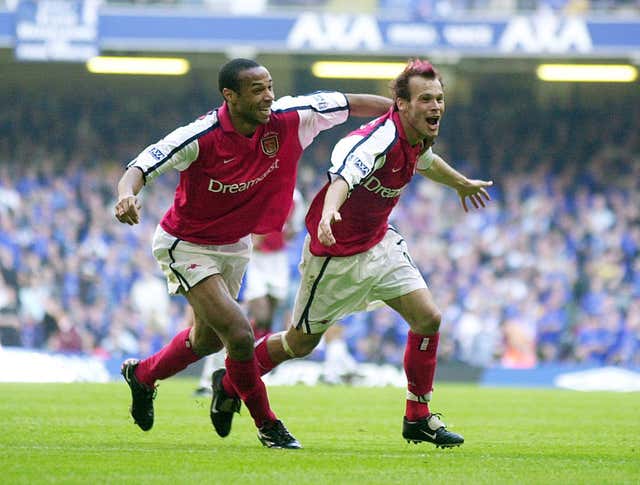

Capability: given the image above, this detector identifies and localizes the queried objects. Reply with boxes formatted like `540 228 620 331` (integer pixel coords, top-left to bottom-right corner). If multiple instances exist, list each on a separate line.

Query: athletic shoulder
272 91 348 113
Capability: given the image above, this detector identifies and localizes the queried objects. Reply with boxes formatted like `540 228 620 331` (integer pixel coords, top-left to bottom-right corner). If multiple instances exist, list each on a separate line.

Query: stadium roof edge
1 8 640 60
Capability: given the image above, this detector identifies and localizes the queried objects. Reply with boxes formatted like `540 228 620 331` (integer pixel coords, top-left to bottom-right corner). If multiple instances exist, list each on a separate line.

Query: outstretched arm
418 153 493 212
317 176 350 246
114 167 145 225
114 117 201 225
345 94 393 118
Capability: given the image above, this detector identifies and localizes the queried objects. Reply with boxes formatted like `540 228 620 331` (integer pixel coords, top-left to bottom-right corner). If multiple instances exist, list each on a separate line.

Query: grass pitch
1 380 638 484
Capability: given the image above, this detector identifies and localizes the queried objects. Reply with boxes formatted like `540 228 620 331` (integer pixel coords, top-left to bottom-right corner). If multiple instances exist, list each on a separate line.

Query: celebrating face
397 76 445 146
225 66 275 135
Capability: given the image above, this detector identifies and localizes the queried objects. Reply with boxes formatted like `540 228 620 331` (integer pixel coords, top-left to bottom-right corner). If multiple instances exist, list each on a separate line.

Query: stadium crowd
0 79 638 370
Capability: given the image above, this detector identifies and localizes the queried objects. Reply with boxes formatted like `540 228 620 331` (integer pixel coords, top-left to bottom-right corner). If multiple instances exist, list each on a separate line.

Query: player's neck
399 116 421 147
230 117 257 137
403 123 434 148
227 107 258 137
407 132 428 148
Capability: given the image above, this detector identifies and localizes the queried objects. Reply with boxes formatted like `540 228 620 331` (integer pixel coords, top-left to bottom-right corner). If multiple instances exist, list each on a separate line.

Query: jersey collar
392 109 409 143
218 103 237 133
218 102 265 142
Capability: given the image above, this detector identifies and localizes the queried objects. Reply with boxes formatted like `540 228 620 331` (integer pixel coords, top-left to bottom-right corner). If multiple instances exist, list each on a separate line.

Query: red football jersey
129 92 349 245
254 188 305 252
306 108 435 257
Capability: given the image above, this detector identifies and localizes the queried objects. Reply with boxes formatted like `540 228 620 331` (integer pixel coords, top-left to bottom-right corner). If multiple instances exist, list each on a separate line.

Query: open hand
457 180 493 212
317 209 342 246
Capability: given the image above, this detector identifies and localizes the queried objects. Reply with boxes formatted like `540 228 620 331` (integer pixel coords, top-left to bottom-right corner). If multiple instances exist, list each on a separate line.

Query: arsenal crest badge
260 134 279 156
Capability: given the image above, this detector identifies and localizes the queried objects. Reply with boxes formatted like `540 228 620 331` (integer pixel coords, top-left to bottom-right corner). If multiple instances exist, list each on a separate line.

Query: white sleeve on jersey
272 91 349 150
416 147 435 171
127 112 217 183
327 118 397 190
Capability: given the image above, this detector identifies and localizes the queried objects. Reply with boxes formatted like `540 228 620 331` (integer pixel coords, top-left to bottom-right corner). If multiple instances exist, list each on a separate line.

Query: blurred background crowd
1 72 638 370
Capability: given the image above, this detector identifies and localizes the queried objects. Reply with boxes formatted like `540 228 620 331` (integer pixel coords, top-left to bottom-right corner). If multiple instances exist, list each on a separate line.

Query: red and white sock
404 331 439 421
254 336 277 375
134 328 200 388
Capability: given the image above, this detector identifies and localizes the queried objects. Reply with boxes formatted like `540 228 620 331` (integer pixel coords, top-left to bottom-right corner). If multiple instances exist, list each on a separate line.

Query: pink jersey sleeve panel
328 117 397 190
271 91 349 150
416 147 435 171
126 111 219 184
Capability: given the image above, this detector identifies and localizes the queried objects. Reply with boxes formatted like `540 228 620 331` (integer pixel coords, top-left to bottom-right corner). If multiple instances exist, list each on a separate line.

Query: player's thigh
284 324 323 357
189 308 224 354
186 274 252 346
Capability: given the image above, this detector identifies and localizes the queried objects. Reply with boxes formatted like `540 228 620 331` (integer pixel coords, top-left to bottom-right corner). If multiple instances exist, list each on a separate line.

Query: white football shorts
152 225 251 297
243 249 290 301
292 227 427 335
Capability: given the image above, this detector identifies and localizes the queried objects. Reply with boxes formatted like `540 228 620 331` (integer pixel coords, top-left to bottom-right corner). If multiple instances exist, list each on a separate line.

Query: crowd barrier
3 346 639 392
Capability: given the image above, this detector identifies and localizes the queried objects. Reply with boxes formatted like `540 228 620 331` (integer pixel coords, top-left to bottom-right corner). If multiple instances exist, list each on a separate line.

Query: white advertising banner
15 0 101 61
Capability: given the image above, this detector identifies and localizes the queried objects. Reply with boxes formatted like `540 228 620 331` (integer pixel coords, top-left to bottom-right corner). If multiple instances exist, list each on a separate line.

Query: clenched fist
114 195 141 225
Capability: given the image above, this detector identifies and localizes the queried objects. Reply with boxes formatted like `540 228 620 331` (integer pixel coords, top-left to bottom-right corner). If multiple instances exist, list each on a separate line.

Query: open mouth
426 116 440 128
258 106 272 117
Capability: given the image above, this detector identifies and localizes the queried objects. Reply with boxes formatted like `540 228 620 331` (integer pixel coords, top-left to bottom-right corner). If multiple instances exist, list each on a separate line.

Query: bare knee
279 328 322 359
191 313 254 359
191 338 224 356
224 325 255 360
189 324 224 356
289 336 317 358
410 309 442 335
386 289 443 336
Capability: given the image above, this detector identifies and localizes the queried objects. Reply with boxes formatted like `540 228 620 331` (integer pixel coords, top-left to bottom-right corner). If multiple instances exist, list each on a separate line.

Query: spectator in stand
0 64 638 375
0 272 20 346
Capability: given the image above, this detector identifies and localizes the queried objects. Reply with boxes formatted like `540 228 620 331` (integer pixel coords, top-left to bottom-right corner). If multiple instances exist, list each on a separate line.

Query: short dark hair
390 59 442 102
218 58 261 94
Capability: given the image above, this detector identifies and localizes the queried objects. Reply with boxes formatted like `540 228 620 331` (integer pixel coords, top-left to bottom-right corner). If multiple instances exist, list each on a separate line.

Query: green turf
1 380 638 484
